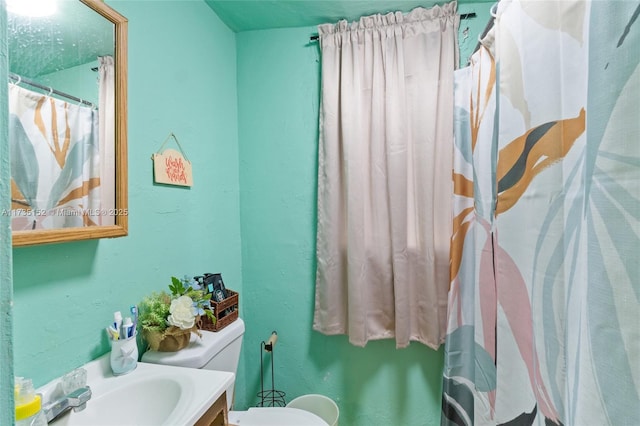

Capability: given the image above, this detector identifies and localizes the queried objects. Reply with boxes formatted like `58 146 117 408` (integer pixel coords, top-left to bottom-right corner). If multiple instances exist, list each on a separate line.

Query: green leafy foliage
139 291 172 333
202 308 216 322
168 276 187 296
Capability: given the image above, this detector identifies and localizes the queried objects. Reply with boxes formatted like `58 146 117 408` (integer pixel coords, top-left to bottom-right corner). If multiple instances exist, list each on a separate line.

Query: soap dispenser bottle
15 377 48 426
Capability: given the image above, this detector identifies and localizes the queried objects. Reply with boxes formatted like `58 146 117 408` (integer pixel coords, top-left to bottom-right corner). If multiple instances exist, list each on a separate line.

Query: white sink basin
38 353 234 426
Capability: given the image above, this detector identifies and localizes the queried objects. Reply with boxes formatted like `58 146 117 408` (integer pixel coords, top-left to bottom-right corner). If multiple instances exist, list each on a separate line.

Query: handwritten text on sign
153 148 193 187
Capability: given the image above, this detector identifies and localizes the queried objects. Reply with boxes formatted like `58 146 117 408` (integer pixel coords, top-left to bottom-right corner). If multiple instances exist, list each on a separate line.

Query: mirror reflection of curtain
99 55 115 226
313 2 459 348
441 0 639 425
9 84 101 230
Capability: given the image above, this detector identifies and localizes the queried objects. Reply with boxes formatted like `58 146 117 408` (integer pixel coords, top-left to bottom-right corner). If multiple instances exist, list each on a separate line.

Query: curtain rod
309 12 477 41
8 72 96 108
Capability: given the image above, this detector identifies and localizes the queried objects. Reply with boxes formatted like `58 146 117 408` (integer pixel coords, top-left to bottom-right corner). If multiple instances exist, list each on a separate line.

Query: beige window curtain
313 2 459 349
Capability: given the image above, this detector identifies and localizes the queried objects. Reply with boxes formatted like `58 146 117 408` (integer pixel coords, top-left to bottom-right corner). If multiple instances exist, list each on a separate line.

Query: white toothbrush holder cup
110 333 138 376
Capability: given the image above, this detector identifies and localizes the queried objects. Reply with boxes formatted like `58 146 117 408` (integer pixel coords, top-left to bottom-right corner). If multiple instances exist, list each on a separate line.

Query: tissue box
198 289 239 332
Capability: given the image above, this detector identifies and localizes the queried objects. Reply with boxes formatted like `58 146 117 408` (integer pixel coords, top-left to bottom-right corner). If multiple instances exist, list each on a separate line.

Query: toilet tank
141 318 245 409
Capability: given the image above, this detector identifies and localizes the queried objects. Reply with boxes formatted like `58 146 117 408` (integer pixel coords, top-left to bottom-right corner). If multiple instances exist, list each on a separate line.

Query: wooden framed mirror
8 0 128 246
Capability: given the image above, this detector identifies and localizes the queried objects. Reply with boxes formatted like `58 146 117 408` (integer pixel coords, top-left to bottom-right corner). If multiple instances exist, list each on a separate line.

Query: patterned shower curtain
9 84 101 230
441 1 640 425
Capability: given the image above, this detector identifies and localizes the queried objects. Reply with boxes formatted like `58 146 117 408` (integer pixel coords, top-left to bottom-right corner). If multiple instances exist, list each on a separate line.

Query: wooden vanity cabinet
194 391 228 426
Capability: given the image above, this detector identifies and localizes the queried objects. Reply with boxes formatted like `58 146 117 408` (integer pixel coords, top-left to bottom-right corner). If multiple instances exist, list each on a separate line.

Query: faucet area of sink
37 354 234 426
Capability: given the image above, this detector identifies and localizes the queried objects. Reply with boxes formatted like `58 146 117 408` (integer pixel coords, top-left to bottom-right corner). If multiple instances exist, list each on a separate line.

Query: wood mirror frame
12 0 128 247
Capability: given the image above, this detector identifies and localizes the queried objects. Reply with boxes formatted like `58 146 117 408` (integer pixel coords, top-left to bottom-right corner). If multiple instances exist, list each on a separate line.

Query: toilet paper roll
265 331 278 351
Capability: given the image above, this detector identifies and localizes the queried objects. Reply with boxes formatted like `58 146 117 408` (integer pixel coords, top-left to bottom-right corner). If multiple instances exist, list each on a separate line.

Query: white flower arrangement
167 295 197 329
138 276 216 351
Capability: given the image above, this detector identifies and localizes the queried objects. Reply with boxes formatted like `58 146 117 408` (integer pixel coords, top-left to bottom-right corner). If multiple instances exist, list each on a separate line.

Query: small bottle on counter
15 377 48 426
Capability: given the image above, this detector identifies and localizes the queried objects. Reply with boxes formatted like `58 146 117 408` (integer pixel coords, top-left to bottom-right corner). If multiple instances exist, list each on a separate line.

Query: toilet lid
230 407 329 426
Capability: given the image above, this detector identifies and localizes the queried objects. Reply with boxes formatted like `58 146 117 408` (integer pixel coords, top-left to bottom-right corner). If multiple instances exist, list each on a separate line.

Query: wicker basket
199 289 239 332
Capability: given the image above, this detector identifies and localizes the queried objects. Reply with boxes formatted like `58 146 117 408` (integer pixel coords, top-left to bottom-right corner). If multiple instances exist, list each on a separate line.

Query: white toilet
141 318 328 426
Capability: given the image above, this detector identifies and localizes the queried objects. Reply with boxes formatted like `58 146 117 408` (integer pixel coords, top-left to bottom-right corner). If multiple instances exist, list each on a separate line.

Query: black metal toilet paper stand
257 331 286 407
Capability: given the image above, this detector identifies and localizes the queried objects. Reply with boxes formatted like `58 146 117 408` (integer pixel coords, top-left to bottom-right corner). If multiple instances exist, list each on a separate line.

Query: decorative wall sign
152 133 193 187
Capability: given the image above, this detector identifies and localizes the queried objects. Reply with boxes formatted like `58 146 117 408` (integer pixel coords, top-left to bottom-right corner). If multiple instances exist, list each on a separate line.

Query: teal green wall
1 0 15 423
11 0 243 389
236 27 444 426
234 7 493 424
458 2 494 66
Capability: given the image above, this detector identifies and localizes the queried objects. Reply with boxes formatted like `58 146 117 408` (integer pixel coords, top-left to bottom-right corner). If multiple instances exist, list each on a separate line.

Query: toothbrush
130 305 138 332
